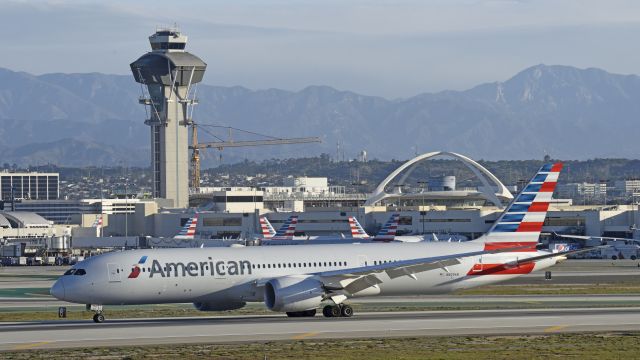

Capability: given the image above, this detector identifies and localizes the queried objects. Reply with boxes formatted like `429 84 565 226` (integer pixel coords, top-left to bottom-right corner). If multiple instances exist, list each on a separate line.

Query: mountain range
0 64 639 166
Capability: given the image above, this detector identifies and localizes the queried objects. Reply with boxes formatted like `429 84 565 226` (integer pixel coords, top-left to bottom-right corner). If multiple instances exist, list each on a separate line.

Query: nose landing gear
87 304 105 323
93 313 105 323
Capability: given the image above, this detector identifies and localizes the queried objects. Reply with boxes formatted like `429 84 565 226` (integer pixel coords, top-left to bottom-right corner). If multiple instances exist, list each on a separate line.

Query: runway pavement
2 307 640 351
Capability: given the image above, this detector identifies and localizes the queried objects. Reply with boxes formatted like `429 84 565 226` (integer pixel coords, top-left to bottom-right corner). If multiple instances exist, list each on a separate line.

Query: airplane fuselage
52 241 557 306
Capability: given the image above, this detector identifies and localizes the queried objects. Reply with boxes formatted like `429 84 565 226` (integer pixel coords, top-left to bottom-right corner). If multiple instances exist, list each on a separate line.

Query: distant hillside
1 64 639 166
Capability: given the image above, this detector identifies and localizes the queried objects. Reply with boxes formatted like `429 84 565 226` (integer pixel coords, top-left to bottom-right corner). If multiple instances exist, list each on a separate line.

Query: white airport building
58 152 640 244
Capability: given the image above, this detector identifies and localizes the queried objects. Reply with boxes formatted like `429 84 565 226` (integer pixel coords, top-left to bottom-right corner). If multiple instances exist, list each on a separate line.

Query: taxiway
2 307 640 350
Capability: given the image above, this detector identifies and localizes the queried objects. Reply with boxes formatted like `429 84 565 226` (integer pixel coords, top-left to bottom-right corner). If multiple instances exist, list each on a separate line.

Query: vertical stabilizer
348 216 370 238
373 213 400 242
174 213 199 239
271 215 299 240
474 162 563 251
260 216 277 238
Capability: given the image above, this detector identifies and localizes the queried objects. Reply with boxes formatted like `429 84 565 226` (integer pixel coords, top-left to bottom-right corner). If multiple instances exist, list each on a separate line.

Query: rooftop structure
365 151 514 208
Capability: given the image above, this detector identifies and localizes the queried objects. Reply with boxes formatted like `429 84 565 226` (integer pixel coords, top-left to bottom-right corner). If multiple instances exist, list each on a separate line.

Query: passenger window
116 269 120 274
74 269 86 276
64 269 76 275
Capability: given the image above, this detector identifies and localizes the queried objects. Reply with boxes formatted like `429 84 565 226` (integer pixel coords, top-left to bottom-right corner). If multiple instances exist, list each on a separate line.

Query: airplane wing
310 245 604 301
509 246 608 266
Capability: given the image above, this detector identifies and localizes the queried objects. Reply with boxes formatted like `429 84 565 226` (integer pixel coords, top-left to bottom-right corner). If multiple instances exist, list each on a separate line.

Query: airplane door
107 263 121 282
357 255 369 267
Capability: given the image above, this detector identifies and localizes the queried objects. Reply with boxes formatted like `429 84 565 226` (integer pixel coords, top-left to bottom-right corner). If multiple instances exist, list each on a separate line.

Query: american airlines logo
128 256 148 278
130 256 253 279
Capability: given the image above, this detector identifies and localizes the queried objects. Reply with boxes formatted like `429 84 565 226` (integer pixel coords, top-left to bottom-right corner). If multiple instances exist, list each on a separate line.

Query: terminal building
63 152 640 244
2 151 639 255
0 172 59 201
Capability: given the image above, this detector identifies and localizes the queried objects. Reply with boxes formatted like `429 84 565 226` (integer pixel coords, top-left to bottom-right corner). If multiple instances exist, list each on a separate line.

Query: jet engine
193 301 246 311
264 275 325 312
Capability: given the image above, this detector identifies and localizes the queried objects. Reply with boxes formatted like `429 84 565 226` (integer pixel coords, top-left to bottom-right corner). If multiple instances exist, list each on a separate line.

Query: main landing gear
87 304 105 323
322 304 353 318
286 309 317 317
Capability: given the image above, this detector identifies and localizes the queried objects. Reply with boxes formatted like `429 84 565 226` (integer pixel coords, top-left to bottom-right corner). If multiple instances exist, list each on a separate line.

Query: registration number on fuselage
439 272 460 277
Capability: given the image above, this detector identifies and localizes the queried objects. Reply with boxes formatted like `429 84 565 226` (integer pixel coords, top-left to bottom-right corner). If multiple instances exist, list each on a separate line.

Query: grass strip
2 332 640 359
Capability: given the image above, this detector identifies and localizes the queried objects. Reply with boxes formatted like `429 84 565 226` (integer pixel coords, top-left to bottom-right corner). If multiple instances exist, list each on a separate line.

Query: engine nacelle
193 301 246 311
264 275 324 312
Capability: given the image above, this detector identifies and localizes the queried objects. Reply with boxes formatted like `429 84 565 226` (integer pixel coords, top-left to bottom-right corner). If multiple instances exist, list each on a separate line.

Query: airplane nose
50 278 65 300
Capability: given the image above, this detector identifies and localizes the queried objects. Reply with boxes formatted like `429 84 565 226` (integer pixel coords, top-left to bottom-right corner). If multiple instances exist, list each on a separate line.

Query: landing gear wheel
323 305 341 318
93 313 105 323
340 304 353 317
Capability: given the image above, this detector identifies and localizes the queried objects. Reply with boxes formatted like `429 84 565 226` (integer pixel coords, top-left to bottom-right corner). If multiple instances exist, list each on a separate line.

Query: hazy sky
3 0 640 97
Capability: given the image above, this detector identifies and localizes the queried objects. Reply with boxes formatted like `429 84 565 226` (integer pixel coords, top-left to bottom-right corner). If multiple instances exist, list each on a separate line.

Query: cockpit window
74 269 87 276
64 269 76 275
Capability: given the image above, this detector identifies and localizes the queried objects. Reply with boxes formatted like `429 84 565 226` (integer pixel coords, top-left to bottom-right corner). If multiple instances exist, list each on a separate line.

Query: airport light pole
417 181 427 234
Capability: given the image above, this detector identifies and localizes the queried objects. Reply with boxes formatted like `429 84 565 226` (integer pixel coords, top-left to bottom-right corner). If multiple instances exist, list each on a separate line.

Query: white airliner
51 162 588 323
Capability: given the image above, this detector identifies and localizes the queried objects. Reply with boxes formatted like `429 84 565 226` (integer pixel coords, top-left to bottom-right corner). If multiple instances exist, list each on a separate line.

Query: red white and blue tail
474 162 563 251
92 214 103 237
260 216 277 238
348 216 370 238
174 214 199 240
373 213 400 242
91 214 103 228
271 215 298 240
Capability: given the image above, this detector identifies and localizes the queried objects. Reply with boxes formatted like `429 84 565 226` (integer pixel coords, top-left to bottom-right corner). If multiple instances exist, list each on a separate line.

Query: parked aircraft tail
348 216 370 238
259 216 277 238
373 213 400 242
174 213 199 240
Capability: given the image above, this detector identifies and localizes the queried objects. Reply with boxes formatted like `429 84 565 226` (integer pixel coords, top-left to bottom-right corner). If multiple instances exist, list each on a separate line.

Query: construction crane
189 124 321 190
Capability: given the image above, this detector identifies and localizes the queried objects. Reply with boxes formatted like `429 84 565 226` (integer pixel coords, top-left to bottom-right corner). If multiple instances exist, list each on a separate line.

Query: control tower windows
151 43 186 50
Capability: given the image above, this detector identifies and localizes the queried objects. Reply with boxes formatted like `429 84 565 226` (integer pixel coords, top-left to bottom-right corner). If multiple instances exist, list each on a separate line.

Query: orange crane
189 124 321 190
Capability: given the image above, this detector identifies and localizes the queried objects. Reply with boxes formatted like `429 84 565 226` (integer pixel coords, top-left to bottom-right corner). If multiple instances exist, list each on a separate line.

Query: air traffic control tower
130 28 206 208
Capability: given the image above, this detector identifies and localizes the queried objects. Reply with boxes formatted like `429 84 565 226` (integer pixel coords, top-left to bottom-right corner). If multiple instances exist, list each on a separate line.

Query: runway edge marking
291 332 320 340
544 325 568 333
11 341 51 350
